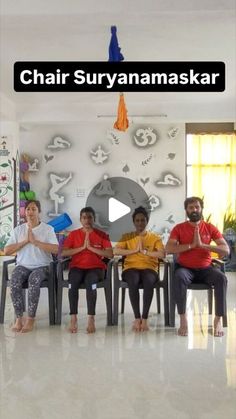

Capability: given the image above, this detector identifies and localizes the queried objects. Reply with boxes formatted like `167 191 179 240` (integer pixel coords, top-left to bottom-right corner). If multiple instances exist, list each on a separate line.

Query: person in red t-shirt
62 207 113 333
165 197 229 337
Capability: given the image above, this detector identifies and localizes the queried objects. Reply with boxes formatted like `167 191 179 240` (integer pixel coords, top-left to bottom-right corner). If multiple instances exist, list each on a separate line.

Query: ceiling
0 0 236 123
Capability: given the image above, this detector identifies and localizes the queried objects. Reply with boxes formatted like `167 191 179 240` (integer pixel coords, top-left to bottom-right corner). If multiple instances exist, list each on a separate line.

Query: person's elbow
4 246 12 256
106 248 114 258
52 245 59 254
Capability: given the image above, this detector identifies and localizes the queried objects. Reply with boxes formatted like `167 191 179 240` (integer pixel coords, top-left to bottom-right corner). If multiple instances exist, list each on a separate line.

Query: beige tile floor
0 262 236 419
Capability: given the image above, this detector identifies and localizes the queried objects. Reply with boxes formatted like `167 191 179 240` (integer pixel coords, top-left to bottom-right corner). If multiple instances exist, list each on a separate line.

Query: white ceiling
0 0 236 123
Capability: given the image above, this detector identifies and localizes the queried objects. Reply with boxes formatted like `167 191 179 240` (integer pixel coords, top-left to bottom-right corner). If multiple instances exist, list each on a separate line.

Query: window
187 133 236 231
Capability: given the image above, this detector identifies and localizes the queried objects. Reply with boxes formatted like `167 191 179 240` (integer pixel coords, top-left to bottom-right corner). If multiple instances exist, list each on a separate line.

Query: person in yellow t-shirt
114 206 164 332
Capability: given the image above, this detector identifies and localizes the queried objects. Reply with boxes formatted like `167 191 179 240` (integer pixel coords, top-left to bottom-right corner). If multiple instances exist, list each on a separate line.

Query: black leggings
122 269 158 319
68 268 104 316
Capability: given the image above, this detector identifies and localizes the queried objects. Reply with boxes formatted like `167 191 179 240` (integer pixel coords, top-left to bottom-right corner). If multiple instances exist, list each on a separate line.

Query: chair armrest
2 258 16 282
212 258 225 272
3 257 16 266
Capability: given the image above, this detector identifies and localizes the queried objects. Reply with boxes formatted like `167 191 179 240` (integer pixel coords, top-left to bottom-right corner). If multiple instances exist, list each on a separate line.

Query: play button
86 176 150 242
108 197 131 222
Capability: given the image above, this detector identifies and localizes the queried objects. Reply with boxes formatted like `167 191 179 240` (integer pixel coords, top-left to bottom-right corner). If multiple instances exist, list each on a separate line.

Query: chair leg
48 278 55 325
163 286 170 327
113 278 120 326
0 280 7 324
223 314 227 327
104 284 112 326
121 288 126 314
169 264 176 327
156 287 161 314
56 283 63 325
208 288 213 315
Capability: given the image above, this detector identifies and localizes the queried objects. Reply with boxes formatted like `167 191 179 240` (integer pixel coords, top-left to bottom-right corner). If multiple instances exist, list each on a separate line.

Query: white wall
20 121 185 241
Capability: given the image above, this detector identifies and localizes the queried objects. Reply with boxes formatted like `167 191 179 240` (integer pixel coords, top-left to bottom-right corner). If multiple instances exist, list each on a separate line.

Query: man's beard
187 211 202 222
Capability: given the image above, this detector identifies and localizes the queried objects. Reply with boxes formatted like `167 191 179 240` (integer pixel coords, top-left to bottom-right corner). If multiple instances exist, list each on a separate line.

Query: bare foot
11 317 24 332
87 315 96 334
69 315 78 333
132 318 141 332
214 316 224 337
140 318 149 331
21 317 35 333
178 314 188 336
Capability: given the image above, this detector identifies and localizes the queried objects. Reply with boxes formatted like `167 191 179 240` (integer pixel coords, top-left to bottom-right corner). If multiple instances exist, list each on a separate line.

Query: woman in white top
4 200 58 332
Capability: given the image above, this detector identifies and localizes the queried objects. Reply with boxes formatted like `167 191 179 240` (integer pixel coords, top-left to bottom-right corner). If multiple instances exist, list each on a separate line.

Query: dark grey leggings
68 268 104 316
10 265 49 318
122 269 158 319
174 265 228 316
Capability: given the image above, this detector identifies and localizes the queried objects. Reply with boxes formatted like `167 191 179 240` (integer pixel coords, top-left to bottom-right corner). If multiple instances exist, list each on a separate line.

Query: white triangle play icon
108 197 131 222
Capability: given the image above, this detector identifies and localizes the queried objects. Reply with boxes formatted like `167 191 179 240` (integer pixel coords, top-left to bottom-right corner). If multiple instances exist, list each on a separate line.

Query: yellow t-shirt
116 231 164 271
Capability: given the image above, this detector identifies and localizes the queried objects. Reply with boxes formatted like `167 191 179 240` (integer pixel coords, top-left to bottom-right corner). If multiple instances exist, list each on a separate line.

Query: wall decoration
20 123 185 234
48 172 73 216
95 174 115 196
133 127 158 148
155 172 181 186
122 164 130 175
90 145 110 164
167 153 176 160
141 153 155 166
0 138 10 157
165 214 175 224
168 127 179 140
76 188 86 198
94 212 110 229
106 130 120 145
139 177 150 187
0 159 13 207
0 137 17 253
28 158 39 172
148 194 160 211
47 136 71 149
44 154 54 163
0 211 12 250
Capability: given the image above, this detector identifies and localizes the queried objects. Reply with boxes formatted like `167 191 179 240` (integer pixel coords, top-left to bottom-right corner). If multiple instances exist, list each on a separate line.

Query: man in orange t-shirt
62 207 113 334
166 197 229 337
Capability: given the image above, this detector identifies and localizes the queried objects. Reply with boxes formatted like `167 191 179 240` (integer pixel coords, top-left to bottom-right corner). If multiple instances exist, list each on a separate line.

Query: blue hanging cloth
108 26 124 62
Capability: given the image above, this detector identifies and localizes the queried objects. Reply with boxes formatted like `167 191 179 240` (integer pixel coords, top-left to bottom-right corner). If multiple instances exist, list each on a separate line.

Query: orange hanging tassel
113 93 129 131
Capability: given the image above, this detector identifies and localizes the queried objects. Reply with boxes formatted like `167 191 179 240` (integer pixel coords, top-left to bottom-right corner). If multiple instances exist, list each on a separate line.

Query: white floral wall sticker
133 127 159 148
165 214 175 224
156 172 182 187
147 194 161 211
139 177 150 187
167 127 179 140
90 145 110 164
44 154 54 163
106 130 120 145
47 136 71 149
122 164 130 175
48 172 73 216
